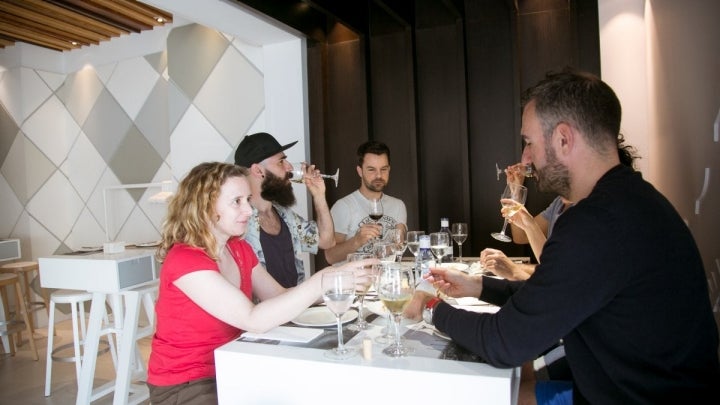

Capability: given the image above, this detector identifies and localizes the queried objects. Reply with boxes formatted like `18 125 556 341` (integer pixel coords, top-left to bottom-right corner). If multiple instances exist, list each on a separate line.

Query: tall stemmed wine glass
406 231 425 280
429 232 450 263
451 223 468 263
289 162 340 187
346 253 375 331
385 227 407 262
322 271 357 360
377 263 415 357
490 183 528 242
373 242 401 345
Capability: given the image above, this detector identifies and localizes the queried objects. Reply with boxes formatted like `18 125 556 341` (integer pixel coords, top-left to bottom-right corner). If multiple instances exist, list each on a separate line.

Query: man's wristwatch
422 297 442 325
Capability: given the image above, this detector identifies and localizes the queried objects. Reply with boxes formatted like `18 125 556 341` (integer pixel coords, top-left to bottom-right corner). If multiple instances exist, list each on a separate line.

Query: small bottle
440 217 453 263
416 235 436 294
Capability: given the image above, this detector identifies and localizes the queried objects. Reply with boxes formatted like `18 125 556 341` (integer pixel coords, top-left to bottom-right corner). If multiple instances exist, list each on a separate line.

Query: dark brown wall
236 0 600 267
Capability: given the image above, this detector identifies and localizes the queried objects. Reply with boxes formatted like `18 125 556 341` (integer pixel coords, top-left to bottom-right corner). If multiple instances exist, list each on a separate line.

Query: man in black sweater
408 70 720 404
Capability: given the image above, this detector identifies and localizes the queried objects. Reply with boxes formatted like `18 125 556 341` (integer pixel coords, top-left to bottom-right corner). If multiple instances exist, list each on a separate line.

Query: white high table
39 249 157 405
215 308 519 404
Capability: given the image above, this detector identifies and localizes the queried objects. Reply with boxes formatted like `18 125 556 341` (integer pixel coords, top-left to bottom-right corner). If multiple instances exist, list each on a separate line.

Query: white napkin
241 326 323 343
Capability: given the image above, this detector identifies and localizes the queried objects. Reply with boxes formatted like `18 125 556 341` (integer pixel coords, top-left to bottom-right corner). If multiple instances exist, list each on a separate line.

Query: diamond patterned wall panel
22 95 81 167
1 134 55 205
167 24 230 100
106 57 161 120
56 68 104 128
82 88 133 162
0 105 19 165
135 78 170 159
109 125 165 199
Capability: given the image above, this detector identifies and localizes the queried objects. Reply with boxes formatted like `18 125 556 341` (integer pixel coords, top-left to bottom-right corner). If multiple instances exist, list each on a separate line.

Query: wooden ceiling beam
0 21 79 51
8 0 128 36
0 2 109 44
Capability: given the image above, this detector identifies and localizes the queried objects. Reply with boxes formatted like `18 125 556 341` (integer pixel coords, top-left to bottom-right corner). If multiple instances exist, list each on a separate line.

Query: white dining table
215 299 518 405
39 248 157 405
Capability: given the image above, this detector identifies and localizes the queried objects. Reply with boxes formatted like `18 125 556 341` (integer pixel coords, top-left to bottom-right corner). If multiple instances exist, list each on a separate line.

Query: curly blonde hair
156 162 249 263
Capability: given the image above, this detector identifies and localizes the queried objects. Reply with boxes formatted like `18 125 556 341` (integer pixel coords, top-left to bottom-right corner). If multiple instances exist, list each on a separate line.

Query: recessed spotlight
70 41 78 46
155 17 165 23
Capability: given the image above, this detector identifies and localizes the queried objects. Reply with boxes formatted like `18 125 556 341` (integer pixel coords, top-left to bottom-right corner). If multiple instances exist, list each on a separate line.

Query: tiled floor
0 320 151 405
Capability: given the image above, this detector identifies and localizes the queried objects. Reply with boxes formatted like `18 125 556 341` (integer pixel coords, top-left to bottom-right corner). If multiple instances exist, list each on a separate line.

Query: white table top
215 302 518 404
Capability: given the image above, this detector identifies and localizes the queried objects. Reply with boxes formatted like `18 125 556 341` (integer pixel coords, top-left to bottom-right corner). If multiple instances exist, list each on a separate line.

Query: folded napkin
241 326 323 343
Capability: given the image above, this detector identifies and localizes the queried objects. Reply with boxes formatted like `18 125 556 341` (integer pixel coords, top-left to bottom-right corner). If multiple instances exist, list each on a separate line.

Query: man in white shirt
325 140 407 264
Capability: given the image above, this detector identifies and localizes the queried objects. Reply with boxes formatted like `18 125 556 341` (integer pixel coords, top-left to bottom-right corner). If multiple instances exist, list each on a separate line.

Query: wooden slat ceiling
0 0 173 52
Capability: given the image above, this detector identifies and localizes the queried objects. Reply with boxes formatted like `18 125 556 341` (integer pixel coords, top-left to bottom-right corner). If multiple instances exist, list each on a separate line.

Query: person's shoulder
382 193 406 206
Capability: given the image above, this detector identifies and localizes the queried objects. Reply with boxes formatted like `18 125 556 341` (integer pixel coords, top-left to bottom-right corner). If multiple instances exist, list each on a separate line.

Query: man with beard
234 132 335 287
406 70 720 404
324 141 407 264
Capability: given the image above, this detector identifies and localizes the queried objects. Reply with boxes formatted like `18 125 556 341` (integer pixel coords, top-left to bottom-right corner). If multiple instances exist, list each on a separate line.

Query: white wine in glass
289 162 340 187
377 263 415 357
451 223 468 262
429 232 450 263
490 183 528 242
495 163 535 181
322 271 357 360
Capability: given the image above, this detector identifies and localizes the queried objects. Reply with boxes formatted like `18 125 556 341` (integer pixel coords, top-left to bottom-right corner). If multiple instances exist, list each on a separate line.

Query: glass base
382 343 413 358
490 232 512 242
324 346 358 360
348 318 370 331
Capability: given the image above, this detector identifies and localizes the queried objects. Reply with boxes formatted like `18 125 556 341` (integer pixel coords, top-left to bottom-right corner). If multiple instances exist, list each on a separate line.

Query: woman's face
212 175 253 240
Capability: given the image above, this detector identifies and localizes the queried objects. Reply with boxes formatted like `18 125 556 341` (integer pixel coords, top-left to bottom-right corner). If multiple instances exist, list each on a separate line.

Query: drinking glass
369 198 383 223
377 263 415 357
385 227 407 261
373 242 396 266
346 253 375 331
451 223 468 262
322 271 357 360
495 162 535 181
429 232 450 263
490 183 528 242
289 162 340 187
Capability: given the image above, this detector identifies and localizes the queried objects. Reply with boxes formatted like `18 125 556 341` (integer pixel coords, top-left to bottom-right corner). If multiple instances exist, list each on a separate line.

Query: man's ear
356 165 362 178
554 122 576 157
250 163 265 178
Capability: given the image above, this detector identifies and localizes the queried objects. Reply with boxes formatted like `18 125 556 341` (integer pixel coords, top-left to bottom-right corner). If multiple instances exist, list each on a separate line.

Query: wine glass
429 232 449 263
346 253 375 331
322 271 357 360
451 223 468 262
377 263 415 357
406 231 425 280
385 227 407 261
373 242 396 265
490 183 528 242
369 198 383 223
289 162 340 187
496 162 535 181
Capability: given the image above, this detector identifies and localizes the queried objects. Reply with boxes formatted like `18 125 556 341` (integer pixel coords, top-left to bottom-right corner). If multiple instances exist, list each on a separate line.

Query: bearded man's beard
261 171 296 207
536 145 570 198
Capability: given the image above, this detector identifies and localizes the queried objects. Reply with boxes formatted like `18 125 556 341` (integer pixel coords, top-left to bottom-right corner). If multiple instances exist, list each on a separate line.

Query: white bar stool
44 289 117 397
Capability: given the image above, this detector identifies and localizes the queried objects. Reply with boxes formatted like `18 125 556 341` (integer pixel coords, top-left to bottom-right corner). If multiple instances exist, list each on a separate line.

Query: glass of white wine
495 163 535 181
429 232 449 263
322 270 357 360
377 263 415 357
490 183 528 242
289 162 340 187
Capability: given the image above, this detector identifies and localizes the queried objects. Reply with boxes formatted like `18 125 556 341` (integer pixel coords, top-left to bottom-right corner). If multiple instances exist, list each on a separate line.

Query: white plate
439 262 469 272
136 241 161 247
434 329 451 340
365 300 420 325
291 307 358 328
77 246 102 252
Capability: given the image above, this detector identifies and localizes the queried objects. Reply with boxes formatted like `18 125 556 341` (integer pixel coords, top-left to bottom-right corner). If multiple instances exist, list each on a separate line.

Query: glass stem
393 314 402 348
357 296 366 325
336 315 345 352
458 244 463 260
500 219 509 235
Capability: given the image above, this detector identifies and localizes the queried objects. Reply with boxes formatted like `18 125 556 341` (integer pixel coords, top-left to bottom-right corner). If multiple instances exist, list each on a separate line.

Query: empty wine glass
496 162 535 181
406 230 425 279
373 242 396 265
385 227 407 261
322 270 357 360
377 263 415 357
451 223 468 262
429 232 450 263
289 162 340 187
490 183 528 242
346 253 375 331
